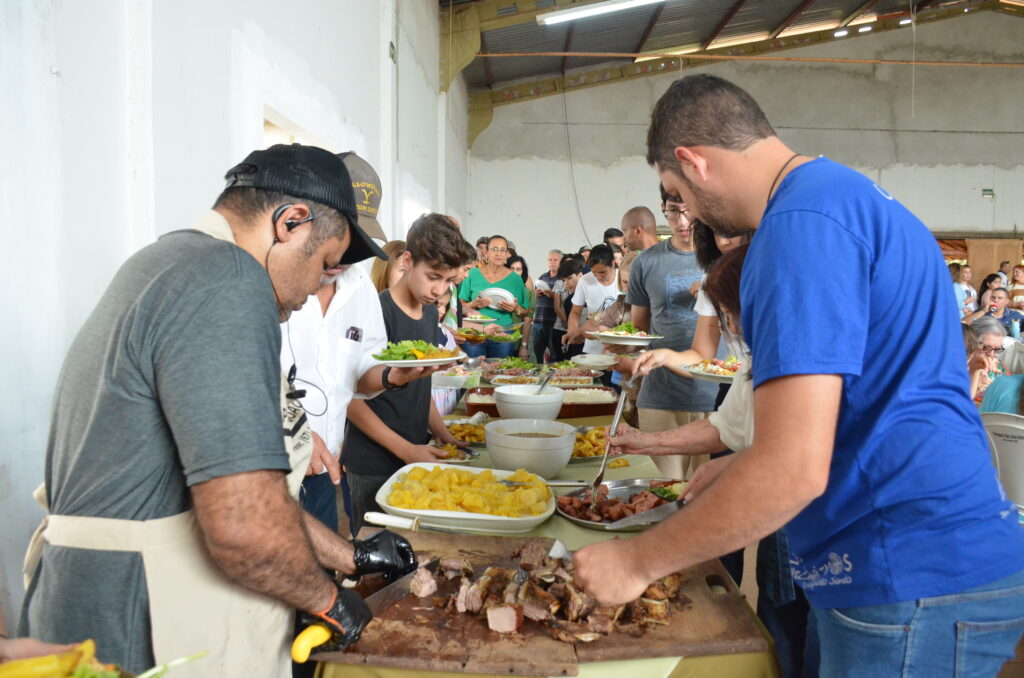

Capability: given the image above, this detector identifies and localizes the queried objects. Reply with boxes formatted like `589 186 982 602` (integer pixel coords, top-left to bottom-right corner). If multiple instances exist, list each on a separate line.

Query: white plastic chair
981 412 1024 514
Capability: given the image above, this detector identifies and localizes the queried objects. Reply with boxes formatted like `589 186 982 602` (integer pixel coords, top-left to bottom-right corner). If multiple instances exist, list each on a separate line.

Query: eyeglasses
489 247 509 253
980 345 1005 355
663 206 691 220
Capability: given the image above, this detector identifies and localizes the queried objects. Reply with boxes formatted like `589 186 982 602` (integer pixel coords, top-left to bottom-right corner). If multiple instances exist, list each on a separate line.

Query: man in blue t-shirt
572 75 1024 677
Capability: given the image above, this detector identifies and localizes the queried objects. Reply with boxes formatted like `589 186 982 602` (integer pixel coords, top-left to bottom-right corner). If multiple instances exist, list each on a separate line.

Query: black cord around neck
767 153 802 205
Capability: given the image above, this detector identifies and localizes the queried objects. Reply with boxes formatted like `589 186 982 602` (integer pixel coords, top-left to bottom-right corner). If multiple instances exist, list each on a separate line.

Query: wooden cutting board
314 531 767 676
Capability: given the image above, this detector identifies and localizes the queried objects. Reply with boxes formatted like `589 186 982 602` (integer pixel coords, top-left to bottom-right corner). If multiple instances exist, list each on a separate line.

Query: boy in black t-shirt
342 214 473 535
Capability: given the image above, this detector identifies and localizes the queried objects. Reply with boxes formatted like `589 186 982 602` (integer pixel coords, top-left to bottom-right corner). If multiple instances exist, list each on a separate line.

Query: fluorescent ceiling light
858 25 872 32
536 0 665 26
1000 0 1024 6
834 29 849 37
899 18 913 25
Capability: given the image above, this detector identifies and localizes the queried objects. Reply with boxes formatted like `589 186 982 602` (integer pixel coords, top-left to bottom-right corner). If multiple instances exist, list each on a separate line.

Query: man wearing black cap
21 144 417 677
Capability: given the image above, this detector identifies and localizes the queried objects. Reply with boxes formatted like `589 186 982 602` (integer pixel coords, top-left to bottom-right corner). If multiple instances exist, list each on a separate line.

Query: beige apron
23 211 315 677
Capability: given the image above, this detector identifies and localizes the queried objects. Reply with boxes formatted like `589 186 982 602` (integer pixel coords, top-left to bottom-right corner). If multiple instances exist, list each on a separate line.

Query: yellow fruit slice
0 644 80 678
291 624 333 664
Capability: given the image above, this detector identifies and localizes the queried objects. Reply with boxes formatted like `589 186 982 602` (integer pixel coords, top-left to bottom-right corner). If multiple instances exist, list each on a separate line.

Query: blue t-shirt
742 157 1024 608
987 309 1024 334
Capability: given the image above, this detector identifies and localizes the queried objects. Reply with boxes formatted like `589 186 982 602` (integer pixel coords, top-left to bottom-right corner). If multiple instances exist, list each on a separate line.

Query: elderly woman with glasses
967 317 1007 402
458 234 530 357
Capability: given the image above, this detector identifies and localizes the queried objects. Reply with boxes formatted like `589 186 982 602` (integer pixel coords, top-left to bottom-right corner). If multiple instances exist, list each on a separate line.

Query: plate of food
431 443 479 463
373 341 466 367
376 463 555 534
555 478 685 531
489 374 596 386
463 314 498 324
590 322 663 347
684 356 743 383
445 418 488 447
466 386 618 418
479 287 516 310
569 426 607 463
571 353 619 370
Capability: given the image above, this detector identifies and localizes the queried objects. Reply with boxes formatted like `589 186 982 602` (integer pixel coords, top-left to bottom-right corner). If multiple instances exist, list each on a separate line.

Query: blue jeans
531 321 553 363
813 567 1024 677
462 339 518 359
298 472 338 532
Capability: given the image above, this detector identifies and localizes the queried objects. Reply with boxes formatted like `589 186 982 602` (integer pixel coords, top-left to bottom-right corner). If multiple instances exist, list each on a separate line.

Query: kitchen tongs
588 383 630 510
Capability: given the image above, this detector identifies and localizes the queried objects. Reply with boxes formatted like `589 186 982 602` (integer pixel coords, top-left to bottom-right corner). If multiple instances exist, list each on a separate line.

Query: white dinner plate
684 367 736 384
377 351 467 368
479 287 516 309
571 354 618 369
591 332 662 347
375 462 555 534
463 315 498 324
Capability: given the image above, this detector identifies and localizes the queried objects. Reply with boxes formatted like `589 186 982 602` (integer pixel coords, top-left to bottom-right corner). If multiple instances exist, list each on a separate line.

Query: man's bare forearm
647 419 725 456
302 511 357 575
192 470 334 612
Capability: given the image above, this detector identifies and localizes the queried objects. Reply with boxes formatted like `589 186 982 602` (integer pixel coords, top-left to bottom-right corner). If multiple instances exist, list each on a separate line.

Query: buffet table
317 414 779 678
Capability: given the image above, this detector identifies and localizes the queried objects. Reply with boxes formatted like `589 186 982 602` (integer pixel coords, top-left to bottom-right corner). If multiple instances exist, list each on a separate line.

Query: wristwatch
381 365 407 392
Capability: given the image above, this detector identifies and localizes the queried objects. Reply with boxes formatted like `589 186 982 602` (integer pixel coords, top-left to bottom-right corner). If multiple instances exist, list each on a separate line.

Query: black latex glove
352 529 418 582
303 582 372 652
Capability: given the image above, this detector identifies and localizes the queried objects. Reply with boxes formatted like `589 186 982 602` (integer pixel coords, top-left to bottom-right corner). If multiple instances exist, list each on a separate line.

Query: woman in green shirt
459 235 529 357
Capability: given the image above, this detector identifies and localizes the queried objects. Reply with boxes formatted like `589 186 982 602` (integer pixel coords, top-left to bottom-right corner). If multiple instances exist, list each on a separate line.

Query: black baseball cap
224 143 386 265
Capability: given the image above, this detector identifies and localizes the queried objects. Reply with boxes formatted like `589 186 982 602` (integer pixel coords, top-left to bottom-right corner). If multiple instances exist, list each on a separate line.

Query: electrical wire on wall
561 87 593 247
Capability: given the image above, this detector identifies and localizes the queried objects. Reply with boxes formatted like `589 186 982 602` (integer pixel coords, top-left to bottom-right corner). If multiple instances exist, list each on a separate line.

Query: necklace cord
767 153 802 206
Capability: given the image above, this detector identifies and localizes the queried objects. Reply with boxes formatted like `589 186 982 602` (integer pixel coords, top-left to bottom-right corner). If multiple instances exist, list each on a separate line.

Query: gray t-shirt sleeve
626 253 650 307
152 280 290 485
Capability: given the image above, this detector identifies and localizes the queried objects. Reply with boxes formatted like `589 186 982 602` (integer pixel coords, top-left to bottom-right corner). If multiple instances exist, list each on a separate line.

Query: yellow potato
572 427 607 458
386 466 550 517
447 422 485 443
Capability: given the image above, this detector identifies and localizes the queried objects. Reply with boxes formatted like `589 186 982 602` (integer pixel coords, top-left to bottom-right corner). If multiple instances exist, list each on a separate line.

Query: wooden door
966 239 1023 284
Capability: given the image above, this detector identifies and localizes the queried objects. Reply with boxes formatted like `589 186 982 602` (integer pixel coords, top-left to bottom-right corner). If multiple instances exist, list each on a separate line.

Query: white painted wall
0 0 467 625
468 11 1024 271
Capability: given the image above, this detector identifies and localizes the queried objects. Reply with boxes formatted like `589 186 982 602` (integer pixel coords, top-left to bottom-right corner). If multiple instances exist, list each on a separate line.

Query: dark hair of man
704 242 750 328
578 246 591 254
406 213 469 269
608 243 623 255
588 243 615 268
603 227 624 242
556 257 584 280
646 74 776 177
213 186 348 256
507 255 530 283
659 182 671 206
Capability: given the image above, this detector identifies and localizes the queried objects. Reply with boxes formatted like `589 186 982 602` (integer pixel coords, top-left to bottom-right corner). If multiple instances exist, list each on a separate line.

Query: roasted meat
409 565 437 598
557 483 671 523
486 604 524 634
440 557 474 580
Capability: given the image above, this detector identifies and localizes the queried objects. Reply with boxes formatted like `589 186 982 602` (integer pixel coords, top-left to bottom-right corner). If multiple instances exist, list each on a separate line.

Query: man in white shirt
281 153 436 534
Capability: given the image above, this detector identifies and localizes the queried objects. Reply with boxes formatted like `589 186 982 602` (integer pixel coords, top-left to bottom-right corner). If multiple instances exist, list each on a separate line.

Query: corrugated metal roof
458 0 985 90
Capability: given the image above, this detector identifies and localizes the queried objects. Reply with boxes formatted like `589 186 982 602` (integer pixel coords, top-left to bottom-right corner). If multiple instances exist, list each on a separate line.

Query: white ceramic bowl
494 384 565 420
484 419 576 478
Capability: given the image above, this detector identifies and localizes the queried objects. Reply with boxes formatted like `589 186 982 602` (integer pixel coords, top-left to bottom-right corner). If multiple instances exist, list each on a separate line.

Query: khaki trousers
638 408 711 480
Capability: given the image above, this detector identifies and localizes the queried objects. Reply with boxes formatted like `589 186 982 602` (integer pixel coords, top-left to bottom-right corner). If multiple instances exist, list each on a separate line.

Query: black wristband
381 365 406 392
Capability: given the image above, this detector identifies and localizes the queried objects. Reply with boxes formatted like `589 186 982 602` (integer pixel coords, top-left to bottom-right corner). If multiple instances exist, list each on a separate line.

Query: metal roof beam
561 24 575 74
770 0 820 39
703 0 753 49
634 3 666 53
840 0 882 27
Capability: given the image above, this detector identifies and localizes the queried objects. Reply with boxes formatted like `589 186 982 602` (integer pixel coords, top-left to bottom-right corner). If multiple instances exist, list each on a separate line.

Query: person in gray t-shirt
625 198 717 479
20 145 417 674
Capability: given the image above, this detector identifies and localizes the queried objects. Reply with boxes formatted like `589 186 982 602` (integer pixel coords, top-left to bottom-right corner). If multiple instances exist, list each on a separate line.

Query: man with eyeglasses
621 184 719 481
